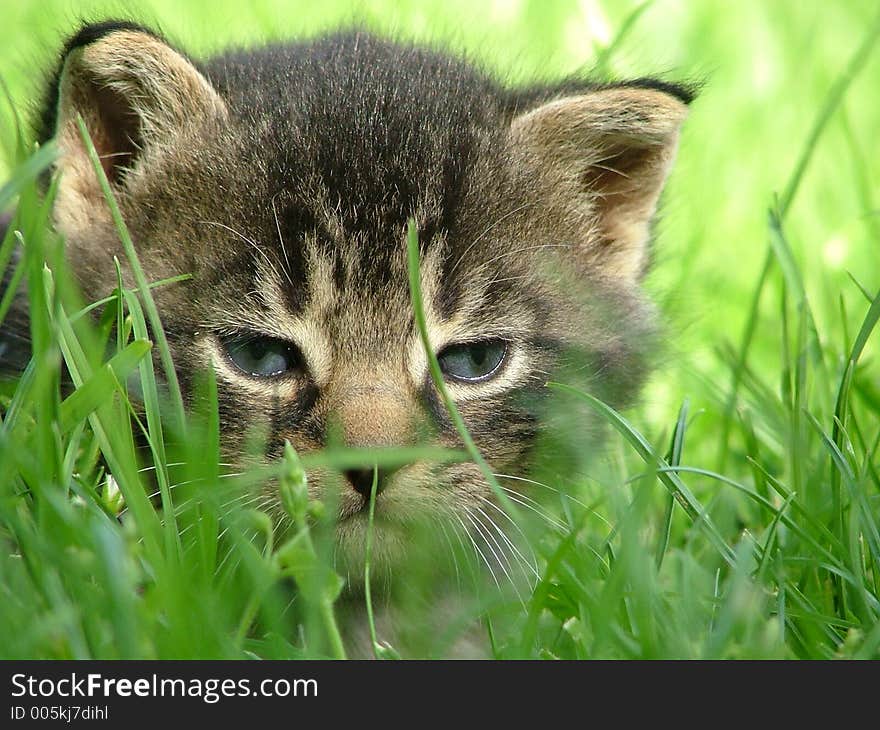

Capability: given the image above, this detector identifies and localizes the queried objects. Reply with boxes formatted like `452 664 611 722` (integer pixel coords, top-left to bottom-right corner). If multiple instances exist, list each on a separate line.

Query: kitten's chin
333 508 456 592
334 511 412 569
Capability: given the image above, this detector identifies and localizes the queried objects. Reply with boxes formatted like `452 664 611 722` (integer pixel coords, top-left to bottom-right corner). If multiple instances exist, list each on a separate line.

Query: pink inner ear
560 135 677 279
583 143 659 198
84 81 142 184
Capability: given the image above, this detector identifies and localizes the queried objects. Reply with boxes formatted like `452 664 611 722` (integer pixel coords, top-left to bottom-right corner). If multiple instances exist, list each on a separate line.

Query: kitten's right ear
44 22 228 234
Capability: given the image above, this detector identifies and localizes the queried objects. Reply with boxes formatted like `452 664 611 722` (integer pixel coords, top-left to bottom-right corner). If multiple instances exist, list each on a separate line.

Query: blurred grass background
1 0 878 658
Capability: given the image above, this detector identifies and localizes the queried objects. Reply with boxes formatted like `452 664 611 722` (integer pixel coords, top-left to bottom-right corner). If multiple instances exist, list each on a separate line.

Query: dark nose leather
344 468 391 499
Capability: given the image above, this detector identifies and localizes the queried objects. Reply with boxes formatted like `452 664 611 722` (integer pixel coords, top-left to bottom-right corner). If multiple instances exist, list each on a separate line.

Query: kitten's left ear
509 84 691 282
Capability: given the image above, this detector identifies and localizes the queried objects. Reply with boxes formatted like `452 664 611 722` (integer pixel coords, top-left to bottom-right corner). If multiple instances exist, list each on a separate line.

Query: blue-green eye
437 340 508 382
222 334 302 377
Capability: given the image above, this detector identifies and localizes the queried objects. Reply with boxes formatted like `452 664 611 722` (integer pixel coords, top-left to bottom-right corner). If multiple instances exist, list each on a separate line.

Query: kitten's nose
344 468 391 499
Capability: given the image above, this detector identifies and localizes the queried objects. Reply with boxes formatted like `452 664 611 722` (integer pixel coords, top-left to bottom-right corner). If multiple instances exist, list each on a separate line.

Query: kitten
2 21 690 646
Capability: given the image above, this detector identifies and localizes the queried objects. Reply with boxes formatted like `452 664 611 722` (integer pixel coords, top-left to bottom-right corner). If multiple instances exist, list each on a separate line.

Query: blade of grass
827 288 880 613
362 465 398 659
846 272 875 305
44 274 163 562
69 273 192 323
276 442 346 659
807 412 880 572
656 398 688 570
302 444 467 472
58 339 151 433
754 492 795 581
75 116 186 435
548 382 736 566
120 277 180 556
364 465 381 658
0 142 56 212
0 248 25 328
406 219 521 523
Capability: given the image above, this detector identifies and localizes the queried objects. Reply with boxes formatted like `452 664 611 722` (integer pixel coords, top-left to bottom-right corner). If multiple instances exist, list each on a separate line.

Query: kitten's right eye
221 334 303 378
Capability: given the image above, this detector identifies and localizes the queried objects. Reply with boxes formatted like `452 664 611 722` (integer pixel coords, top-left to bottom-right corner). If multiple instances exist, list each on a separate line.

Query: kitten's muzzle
325 377 416 500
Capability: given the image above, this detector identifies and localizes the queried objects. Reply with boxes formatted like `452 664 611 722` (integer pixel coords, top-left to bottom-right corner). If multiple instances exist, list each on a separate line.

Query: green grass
1 0 879 659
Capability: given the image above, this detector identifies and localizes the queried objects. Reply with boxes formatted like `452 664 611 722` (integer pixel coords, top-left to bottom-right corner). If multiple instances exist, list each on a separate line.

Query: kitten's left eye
221 334 303 377
437 340 508 382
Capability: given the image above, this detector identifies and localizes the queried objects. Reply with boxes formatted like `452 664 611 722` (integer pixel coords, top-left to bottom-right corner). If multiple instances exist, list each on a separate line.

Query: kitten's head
42 23 690 570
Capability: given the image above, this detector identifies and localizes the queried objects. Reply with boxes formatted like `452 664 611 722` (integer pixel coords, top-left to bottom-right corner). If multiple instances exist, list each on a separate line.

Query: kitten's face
103 112 577 566
44 26 688 569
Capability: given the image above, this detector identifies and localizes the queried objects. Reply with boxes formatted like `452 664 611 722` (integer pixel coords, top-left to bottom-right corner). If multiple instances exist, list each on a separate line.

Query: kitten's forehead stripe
207 32 507 304
273 193 316 316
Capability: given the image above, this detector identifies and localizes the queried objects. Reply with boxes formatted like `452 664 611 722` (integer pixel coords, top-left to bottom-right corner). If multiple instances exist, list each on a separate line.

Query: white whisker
198 220 285 289
447 202 536 277
466 509 525 605
498 488 569 532
493 472 598 514
270 191 298 292
437 521 463 591
455 513 500 591
473 499 540 583
473 243 569 273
